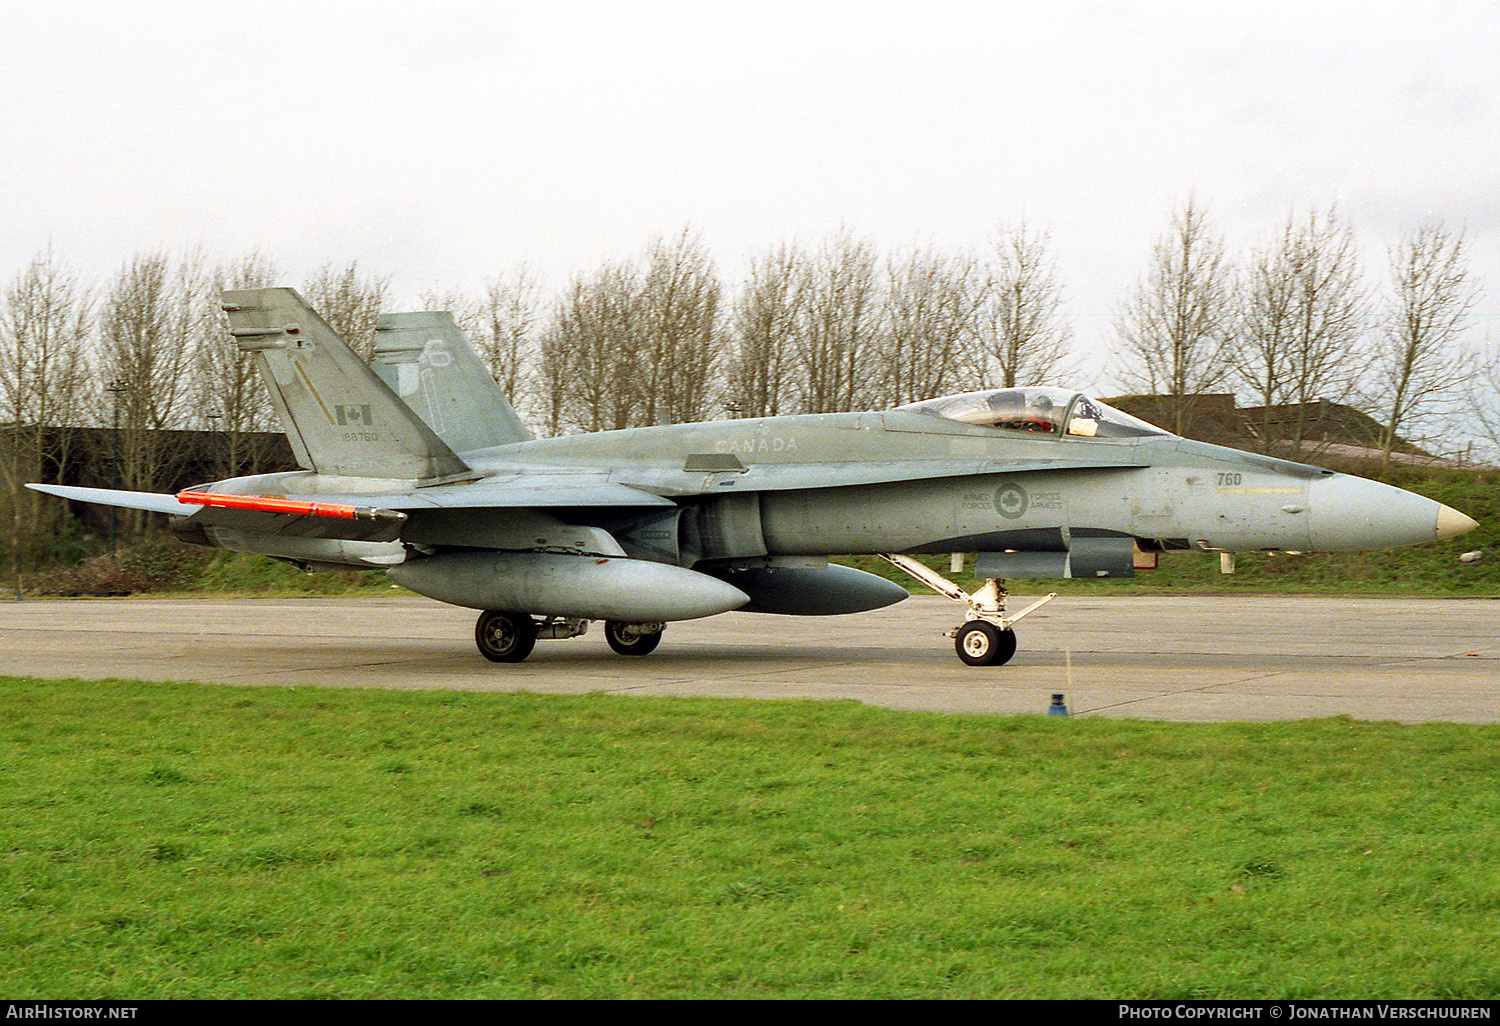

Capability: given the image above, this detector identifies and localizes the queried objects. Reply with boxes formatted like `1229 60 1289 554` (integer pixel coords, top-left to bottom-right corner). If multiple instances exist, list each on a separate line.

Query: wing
30 476 673 546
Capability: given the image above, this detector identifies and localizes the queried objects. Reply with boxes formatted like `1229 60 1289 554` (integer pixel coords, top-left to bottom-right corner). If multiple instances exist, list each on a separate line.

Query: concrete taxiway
2 593 1498 723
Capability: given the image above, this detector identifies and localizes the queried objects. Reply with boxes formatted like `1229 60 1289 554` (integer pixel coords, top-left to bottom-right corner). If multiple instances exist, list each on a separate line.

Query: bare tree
303 261 389 359
1467 336 1500 465
974 222 1075 391
98 251 209 527
0 249 93 588
1114 200 1235 433
203 252 281 478
534 316 570 440
477 265 544 409
637 229 721 426
537 233 722 433
1235 208 1367 454
795 229 880 414
726 243 805 419
418 286 485 344
879 244 982 406
1367 221 1479 462
540 259 643 434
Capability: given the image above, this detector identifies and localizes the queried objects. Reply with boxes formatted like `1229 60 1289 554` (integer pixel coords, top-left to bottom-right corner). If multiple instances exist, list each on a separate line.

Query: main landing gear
603 620 665 656
474 610 536 663
473 610 665 663
879 554 1056 667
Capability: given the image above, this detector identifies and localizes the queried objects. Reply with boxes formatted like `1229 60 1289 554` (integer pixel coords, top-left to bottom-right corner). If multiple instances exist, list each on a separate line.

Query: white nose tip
1436 503 1479 541
1307 475 1477 551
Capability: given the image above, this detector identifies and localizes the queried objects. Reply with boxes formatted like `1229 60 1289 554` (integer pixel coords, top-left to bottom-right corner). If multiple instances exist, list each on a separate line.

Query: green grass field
4 676 1499 999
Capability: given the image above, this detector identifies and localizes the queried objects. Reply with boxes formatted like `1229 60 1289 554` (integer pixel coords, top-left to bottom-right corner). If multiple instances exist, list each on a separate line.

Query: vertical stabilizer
371 312 532 452
221 288 474 483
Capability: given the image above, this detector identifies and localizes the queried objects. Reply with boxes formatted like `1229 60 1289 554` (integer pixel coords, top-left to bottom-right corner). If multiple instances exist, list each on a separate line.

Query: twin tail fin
370 311 532 453
222 288 482 483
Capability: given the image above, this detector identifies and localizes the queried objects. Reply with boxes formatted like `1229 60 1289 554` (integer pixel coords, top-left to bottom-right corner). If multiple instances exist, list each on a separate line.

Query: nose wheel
955 621 1018 666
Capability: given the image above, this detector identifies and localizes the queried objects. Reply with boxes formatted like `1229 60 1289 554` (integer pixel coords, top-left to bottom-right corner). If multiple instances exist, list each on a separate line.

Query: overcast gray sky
4 0 1498 390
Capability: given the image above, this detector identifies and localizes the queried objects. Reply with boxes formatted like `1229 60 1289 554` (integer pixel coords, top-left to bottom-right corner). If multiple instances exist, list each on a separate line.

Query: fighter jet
30 288 1479 666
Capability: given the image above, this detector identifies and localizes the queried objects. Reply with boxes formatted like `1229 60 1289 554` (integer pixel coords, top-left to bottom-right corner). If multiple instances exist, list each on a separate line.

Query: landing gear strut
879 554 1056 667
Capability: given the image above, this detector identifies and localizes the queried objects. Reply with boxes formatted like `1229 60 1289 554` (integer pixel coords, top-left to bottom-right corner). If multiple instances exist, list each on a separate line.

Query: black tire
955 621 1017 666
475 610 537 663
604 621 663 656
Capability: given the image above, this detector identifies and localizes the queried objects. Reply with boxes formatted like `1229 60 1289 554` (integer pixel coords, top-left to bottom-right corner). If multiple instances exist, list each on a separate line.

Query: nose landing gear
879 554 1056 667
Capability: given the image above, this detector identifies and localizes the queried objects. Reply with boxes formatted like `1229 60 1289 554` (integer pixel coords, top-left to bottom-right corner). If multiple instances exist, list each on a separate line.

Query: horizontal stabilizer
27 483 408 542
26 483 197 515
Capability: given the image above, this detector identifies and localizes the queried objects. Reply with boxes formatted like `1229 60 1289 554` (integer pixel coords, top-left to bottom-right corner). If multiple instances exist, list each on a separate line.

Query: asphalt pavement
3 593 1498 722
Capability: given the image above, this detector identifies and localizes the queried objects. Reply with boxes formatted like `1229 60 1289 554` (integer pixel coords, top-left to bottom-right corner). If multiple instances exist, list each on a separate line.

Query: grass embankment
4 677 1499 999
23 545 391 598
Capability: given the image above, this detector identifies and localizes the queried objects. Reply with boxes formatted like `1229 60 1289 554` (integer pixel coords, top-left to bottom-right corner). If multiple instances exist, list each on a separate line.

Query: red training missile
176 490 405 524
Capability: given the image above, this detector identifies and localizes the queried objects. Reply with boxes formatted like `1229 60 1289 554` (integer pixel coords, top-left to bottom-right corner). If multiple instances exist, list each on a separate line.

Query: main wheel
955 621 1017 666
604 621 664 656
475 610 537 663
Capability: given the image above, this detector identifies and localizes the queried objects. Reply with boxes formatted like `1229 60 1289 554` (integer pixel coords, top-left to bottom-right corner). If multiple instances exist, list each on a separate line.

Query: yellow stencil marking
295 363 338 425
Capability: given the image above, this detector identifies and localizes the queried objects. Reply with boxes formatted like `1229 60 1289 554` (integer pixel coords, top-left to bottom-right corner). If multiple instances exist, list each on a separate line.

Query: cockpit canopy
894 387 1170 439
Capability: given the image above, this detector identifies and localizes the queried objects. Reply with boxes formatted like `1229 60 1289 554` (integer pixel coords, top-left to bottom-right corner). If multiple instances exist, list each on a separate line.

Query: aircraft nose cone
1436 503 1480 541
1306 475 1477 551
